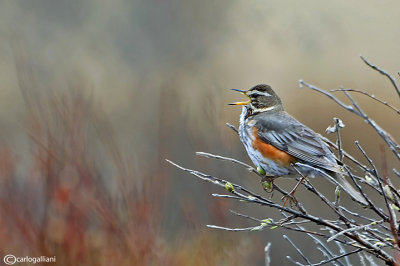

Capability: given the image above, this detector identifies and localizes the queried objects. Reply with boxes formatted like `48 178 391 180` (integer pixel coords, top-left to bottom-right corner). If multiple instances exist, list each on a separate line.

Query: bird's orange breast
252 127 297 167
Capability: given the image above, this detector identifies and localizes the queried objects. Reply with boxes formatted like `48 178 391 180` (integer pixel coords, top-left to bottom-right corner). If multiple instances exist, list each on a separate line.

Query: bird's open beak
229 89 250 105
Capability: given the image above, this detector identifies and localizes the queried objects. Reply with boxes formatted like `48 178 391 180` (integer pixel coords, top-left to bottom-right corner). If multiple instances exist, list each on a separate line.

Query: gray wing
254 111 341 172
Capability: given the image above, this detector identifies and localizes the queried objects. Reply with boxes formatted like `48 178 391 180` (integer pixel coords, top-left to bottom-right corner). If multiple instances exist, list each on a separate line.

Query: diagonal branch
299 80 400 160
330 88 400 115
360 55 400 99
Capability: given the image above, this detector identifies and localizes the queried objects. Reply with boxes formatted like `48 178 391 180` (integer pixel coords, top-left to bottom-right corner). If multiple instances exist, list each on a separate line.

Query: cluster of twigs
168 56 400 265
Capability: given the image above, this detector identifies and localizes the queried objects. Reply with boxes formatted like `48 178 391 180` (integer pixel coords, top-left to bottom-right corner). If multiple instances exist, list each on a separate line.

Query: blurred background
0 0 399 265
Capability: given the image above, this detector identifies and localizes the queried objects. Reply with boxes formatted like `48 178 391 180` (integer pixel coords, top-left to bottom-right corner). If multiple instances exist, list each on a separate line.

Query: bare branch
167 158 395 264
327 220 384 242
206 224 256 232
229 209 262 222
300 80 400 160
360 55 400 98
308 249 362 266
299 80 360 116
196 152 256 174
330 88 400 115
226 122 239 134
394 169 400 177
265 243 272 266
355 141 400 263
284 235 313 265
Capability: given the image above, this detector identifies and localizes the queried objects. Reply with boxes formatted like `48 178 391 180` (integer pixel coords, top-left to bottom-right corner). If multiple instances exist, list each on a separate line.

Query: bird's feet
281 193 298 208
281 176 307 208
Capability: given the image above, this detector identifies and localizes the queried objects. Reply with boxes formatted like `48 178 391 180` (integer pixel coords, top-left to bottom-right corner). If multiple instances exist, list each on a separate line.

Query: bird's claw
282 194 298 208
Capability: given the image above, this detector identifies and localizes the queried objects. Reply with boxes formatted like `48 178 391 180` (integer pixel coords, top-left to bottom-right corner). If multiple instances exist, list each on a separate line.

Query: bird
230 84 367 205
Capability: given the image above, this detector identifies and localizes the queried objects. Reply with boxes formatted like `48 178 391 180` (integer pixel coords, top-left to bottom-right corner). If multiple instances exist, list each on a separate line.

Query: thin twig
300 80 400 160
284 235 313 265
394 169 400 177
226 122 239 134
333 233 352 266
355 142 387 209
319 134 370 173
343 89 400 161
229 209 262 222
344 167 383 218
327 220 384 242
330 88 400 114
334 117 344 162
281 213 346 266
360 55 400 98
196 151 291 198
355 142 400 264
206 224 256 232
196 152 256 174
299 80 360 116
265 243 272 266
308 248 362 266
339 206 391 233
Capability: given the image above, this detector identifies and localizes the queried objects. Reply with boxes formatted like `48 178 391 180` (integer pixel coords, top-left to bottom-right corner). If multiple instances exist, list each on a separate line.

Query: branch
299 80 360 116
284 235 313 265
226 122 239 134
327 220 384 242
355 141 400 264
167 158 395 265
360 55 400 99
307 248 362 266
330 88 400 115
196 152 257 175
299 80 400 160
206 224 255 232
265 243 272 266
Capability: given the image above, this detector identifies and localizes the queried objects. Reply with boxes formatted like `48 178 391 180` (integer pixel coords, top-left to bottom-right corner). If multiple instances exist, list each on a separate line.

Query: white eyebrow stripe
251 105 276 112
247 91 272 97
257 106 276 112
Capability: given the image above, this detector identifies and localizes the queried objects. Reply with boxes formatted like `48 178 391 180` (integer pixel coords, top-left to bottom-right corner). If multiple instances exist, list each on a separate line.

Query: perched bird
230 84 367 205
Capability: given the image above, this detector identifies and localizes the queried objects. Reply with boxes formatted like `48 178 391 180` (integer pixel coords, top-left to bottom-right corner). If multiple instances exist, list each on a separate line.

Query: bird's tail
331 172 367 205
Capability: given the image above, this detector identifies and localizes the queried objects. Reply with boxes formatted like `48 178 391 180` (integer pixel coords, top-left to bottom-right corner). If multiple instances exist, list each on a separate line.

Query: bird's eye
249 92 261 97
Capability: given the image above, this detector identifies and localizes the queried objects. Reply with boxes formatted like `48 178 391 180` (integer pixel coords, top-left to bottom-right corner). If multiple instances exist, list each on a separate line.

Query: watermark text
3 255 56 265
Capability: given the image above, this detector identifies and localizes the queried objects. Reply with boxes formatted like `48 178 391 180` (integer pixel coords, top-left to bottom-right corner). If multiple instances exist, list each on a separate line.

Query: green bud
392 204 400 211
262 181 272 190
250 226 263 231
364 173 376 185
270 226 278 230
225 182 234 192
262 218 272 224
261 218 273 226
335 186 341 197
257 165 266 176
384 185 394 200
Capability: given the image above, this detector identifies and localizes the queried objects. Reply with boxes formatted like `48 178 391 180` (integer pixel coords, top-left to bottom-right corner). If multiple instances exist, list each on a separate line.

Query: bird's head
229 84 283 113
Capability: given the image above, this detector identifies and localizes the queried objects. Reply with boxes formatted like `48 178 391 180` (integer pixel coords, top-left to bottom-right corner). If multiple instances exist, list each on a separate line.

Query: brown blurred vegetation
0 85 258 265
0 0 399 265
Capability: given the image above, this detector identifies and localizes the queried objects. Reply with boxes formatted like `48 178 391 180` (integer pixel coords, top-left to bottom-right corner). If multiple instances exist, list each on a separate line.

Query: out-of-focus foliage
0 89 257 265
